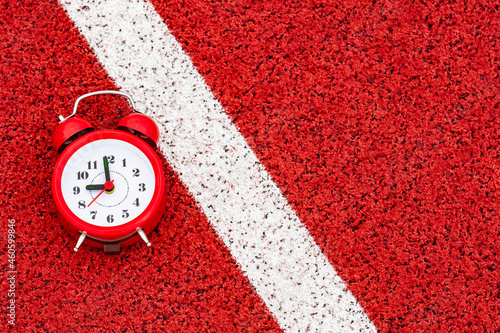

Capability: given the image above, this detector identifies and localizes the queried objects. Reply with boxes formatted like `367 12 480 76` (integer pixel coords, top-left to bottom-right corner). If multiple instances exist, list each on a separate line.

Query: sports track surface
1 0 499 331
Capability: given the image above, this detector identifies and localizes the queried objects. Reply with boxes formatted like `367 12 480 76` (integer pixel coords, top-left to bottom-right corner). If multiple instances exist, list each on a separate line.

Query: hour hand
86 184 105 190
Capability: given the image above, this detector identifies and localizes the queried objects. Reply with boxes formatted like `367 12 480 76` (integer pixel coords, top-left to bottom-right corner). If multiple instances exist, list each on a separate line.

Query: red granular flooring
1 0 500 331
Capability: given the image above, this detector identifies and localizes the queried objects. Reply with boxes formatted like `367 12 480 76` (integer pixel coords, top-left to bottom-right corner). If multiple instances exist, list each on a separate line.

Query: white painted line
60 0 376 331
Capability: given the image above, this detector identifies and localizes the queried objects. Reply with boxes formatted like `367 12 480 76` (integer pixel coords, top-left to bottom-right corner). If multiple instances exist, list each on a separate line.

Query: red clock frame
52 129 166 249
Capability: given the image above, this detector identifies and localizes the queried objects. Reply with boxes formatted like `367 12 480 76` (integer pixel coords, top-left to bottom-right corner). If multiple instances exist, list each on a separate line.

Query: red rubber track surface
2 0 500 331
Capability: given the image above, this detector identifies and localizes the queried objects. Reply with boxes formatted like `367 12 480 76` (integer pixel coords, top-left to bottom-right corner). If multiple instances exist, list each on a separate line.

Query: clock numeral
77 171 89 180
133 198 140 207
90 211 97 220
107 214 114 223
138 183 146 192
73 186 80 195
107 155 115 164
132 168 140 177
87 160 97 169
78 200 86 209
122 210 129 218
122 158 127 167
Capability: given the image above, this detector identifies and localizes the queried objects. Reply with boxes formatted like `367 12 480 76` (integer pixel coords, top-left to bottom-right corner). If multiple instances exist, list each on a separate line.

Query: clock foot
74 232 87 252
137 228 152 247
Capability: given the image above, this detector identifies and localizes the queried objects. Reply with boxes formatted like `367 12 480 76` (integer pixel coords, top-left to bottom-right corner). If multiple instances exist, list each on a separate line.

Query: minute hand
103 156 111 182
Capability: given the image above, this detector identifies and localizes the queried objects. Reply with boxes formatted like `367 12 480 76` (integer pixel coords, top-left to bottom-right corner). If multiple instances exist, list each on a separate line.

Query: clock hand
87 180 114 207
86 156 113 191
103 156 111 182
86 184 105 190
102 156 115 193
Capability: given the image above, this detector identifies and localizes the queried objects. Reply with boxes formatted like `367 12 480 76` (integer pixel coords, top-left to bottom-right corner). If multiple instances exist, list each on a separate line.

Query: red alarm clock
52 91 166 254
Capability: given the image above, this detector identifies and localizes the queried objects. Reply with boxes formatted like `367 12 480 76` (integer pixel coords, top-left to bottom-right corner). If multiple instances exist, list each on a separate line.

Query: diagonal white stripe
59 0 376 331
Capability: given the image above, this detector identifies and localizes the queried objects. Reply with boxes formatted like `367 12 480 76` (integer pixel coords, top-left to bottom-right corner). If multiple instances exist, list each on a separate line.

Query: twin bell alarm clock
52 91 166 254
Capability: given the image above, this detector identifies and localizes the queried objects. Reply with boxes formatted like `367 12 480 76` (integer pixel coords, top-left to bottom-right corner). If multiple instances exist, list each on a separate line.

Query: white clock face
60 139 156 227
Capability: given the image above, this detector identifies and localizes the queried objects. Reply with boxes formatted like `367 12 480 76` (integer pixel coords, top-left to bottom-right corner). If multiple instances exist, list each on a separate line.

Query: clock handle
58 90 138 123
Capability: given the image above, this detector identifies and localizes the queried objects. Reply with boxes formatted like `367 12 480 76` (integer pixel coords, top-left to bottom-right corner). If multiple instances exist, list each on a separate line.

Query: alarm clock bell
117 113 160 148
53 117 94 153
